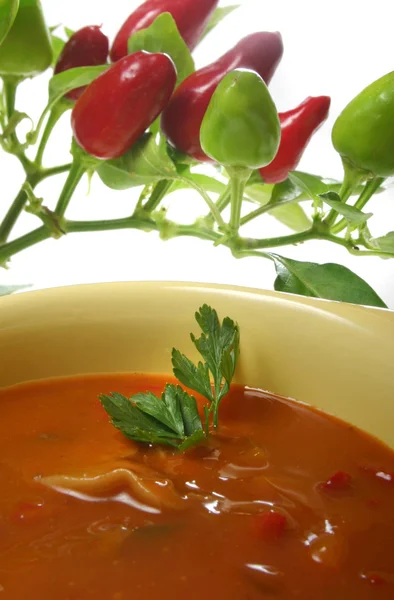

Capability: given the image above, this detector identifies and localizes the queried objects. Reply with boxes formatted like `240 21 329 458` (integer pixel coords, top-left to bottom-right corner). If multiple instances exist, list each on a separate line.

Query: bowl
1 281 394 449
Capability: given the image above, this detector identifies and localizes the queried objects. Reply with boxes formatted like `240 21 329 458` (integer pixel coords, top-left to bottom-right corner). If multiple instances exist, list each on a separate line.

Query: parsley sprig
99 305 240 451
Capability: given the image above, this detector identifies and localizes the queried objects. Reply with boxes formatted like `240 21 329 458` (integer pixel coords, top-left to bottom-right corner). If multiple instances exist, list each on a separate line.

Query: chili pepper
200 69 280 169
0 0 19 46
0 0 52 77
110 0 219 62
259 96 331 184
332 71 394 178
71 51 177 160
54 26 109 101
161 32 283 162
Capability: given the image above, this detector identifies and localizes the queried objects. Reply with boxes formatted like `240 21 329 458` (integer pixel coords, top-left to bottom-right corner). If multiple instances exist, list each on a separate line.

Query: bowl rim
1 280 393 316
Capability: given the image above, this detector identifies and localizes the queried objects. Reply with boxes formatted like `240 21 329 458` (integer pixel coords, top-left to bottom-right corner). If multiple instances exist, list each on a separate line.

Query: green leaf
270 203 312 232
201 5 240 41
64 26 75 40
178 430 205 452
171 349 213 402
99 392 179 446
270 179 301 204
162 384 184 436
371 231 394 253
99 387 203 450
0 283 30 296
97 133 177 190
170 173 226 195
100 305 240 450
288 171 328 201
191 306 240 403
133 390 184 437
244 183 274 206
271 254 387 308
128 12 194 86
319 191 372 226
176 388 203 436
0 110 32 138
48 65 108 104
51 33 65 67
0 0 19 46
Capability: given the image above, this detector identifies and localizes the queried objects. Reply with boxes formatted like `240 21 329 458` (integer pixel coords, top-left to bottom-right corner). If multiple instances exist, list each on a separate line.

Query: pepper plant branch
2 202 394 268
228 167 252 232
34 103 70 167
0 186 29 244
40 163 73 179
240 197 285 226
140 179 173 213
323 163 366 228
331 177 384 234
54 160 85 217
204 186 231 226
179 175 227 229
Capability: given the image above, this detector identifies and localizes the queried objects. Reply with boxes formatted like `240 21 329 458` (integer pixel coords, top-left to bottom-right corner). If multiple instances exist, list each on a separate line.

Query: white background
1 0 394 306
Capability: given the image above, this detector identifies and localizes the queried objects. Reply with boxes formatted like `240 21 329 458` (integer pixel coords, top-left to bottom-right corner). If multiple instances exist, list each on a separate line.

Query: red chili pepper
55 26 109 101
161 31 283 162
110 0 219 62
319 470 352 492
72 51 177 160
253 510 287 540
259 96 331 184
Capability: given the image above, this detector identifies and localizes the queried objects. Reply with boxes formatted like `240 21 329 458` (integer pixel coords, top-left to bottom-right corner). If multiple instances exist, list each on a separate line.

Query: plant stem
0 187 28 244
2 214 394 267
66 218 220 243
228 166 252 232
331 177 385 234
54 160 85 217
0 163 72 244
0 170 42 243
3 77 18 124
0 225 50 265
35 103 69 167
40 163 72 180
204 186 231 226
324 160 365 228
179 176 227 229
2 76 35 174
237 229 317 251
240 197 288 226
142 180 173 213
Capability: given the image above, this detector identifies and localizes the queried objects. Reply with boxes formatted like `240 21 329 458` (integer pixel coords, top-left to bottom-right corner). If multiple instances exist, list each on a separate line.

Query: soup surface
0 374 393 599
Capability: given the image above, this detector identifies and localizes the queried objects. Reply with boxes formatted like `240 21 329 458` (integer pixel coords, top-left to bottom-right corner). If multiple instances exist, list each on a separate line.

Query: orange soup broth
0 374 393 599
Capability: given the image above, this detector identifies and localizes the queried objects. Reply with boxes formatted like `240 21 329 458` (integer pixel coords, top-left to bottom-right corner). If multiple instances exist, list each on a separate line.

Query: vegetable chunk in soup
0 374 393 599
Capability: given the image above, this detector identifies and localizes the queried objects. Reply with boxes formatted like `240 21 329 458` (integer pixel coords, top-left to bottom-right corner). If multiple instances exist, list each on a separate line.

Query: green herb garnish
99 305 240 451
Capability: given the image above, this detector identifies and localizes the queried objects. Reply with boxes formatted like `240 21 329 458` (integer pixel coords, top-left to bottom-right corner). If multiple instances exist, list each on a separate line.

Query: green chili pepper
0 0 19 46
0 0 52 77
200 68 280 169
332 71 394 179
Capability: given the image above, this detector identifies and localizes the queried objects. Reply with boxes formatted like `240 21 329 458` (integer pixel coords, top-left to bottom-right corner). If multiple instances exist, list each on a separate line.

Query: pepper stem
324 158 367 228
227 166 252 233
35 101 71 167
143 180 173 213
54 159 85 218
332 177 385 234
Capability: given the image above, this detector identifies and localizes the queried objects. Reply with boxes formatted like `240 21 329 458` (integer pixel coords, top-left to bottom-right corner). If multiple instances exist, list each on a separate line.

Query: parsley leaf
99 305 240 451
99 385 203 450
172 305 240 427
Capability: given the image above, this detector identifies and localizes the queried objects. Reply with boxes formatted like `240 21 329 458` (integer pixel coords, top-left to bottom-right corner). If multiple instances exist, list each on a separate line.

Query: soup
0 374 393 599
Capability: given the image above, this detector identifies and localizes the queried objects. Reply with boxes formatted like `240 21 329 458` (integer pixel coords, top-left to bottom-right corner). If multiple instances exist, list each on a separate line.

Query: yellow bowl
1 282 394 449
